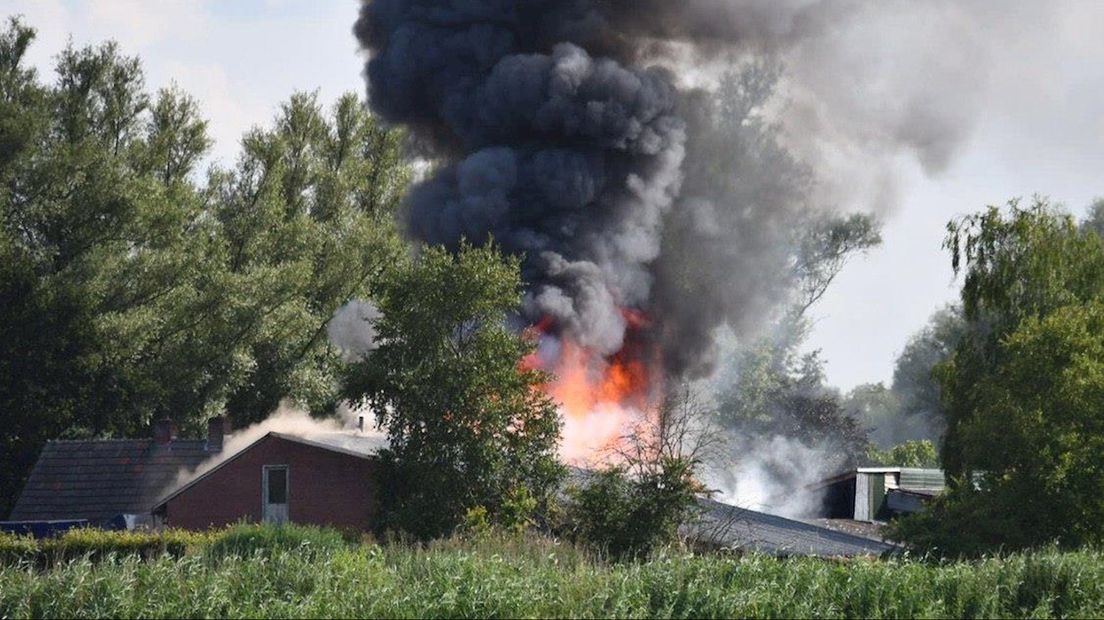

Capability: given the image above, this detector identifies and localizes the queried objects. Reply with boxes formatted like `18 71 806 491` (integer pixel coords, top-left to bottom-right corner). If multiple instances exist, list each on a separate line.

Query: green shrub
865 439 940 467
1 528 208 566
0 531 37 565
39 528 207 564
205 522 350 560
561 458 700 560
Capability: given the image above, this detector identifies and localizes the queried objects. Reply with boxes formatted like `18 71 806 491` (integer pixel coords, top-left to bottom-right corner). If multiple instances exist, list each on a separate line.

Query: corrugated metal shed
687 498 897 557
898 468 945 492
8 439 210 521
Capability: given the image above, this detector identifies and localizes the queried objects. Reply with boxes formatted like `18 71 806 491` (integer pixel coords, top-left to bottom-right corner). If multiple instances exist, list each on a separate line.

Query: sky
5 0 1103 392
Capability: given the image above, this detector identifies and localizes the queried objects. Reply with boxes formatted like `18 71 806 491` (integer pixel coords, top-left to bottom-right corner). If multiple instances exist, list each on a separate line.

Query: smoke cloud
705 435 844 518
355 0 1033 378
328 299 382 361
166 402 385 493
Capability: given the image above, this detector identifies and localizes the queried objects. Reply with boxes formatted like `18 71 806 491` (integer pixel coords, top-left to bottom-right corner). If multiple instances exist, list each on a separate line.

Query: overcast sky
5 0 1103 391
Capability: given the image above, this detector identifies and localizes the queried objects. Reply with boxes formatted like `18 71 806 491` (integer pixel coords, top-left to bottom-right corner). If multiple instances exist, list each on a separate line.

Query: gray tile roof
9 439 212 522
687 498 897 557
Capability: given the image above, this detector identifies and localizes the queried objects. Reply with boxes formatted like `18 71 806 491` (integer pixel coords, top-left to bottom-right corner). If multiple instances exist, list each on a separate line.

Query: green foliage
0 528 208 566
887 304 968 441
0 523 349 566
40 528 206 563
717 333 869 464
793 213 882 315
843 307 967 450
345 242 563 539
4 531 1104 618
944 197 1104 333
205 522 350 560
900 198 1104 555
865 439 940 468
1079 197 1104 238
0 20 409 515
561 458 700 560
905 302 1104 554
0 532 36 565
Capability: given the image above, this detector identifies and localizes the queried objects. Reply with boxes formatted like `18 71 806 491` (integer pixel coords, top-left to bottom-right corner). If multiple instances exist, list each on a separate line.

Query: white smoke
704 435 845 518
165 401 385 494
327 299 381 361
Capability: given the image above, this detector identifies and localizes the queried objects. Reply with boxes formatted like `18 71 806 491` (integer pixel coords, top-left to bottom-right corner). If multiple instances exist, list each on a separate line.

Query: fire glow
524 310 661 464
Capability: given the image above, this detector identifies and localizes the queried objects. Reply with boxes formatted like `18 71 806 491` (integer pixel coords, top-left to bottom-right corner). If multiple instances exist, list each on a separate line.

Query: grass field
2 525 1103 618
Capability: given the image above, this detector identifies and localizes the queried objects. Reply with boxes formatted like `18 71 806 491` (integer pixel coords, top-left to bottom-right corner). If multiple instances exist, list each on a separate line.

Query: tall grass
2 528 1104 618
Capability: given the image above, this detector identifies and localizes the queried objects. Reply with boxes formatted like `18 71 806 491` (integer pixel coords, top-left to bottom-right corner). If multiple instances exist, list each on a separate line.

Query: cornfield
2 525 1103 618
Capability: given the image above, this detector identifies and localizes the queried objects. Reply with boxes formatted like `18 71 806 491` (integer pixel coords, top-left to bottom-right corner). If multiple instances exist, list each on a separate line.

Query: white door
262 465 289 524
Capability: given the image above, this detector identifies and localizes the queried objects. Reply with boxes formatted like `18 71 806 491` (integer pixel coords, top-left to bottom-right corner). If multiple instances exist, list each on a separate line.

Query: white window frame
262 464 290 523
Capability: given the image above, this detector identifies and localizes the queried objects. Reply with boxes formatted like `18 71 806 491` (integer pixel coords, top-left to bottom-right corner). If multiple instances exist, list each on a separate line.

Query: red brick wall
164 435 379 531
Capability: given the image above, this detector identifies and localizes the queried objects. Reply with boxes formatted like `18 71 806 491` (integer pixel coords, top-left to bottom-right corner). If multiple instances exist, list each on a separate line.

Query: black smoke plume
354 0 1010 378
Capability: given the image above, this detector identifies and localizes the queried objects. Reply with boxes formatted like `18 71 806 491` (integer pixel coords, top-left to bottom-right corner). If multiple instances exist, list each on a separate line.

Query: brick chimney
153 418 176 445
206 416 231 452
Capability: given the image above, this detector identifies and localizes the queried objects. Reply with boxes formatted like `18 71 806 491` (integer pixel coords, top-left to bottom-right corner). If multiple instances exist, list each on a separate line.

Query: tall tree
894 197 1104 553
344 242 563 539
0 20 410 515
939 198 1104 477
691 64 879 465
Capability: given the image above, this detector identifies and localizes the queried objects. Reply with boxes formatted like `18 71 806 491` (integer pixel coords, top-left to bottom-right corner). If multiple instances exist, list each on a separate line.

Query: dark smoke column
355 0 686 357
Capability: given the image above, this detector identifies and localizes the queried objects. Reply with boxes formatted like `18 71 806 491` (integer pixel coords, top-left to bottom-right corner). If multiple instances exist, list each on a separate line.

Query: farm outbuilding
153 432 386 531
10 420 892 556
813 467 946 522
7 418 388 533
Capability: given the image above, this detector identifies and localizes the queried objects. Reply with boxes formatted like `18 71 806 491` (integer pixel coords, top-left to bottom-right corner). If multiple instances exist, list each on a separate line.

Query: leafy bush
865 439 940 467
0 528 208 566
344 242 564 540
562 458 700 560
205 522 350 560
40 528 207 564
0 532 36 565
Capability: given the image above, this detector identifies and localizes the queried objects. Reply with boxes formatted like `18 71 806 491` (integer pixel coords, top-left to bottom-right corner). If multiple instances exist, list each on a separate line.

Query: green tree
344 242 563 539
206 90 409 424
685 65 880 461
717 338 869 465
864 440 939 468
844 382 901 447
888 305 968 442
562 387 712 559
895 197 1104 554
939 198 1104 479
1078 196 1104 238
0 20 409 515
894 303 1104 553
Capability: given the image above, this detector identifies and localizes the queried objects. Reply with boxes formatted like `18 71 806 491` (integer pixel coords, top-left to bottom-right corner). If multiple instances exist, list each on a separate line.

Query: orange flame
525 309 660 464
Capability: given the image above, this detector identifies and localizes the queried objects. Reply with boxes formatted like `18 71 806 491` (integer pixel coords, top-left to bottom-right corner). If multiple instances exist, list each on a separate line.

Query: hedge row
0 522 351 566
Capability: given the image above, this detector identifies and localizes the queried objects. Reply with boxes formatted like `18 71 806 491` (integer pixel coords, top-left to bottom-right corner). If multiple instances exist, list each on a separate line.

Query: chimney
153 418 176 445
206 416 231 452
